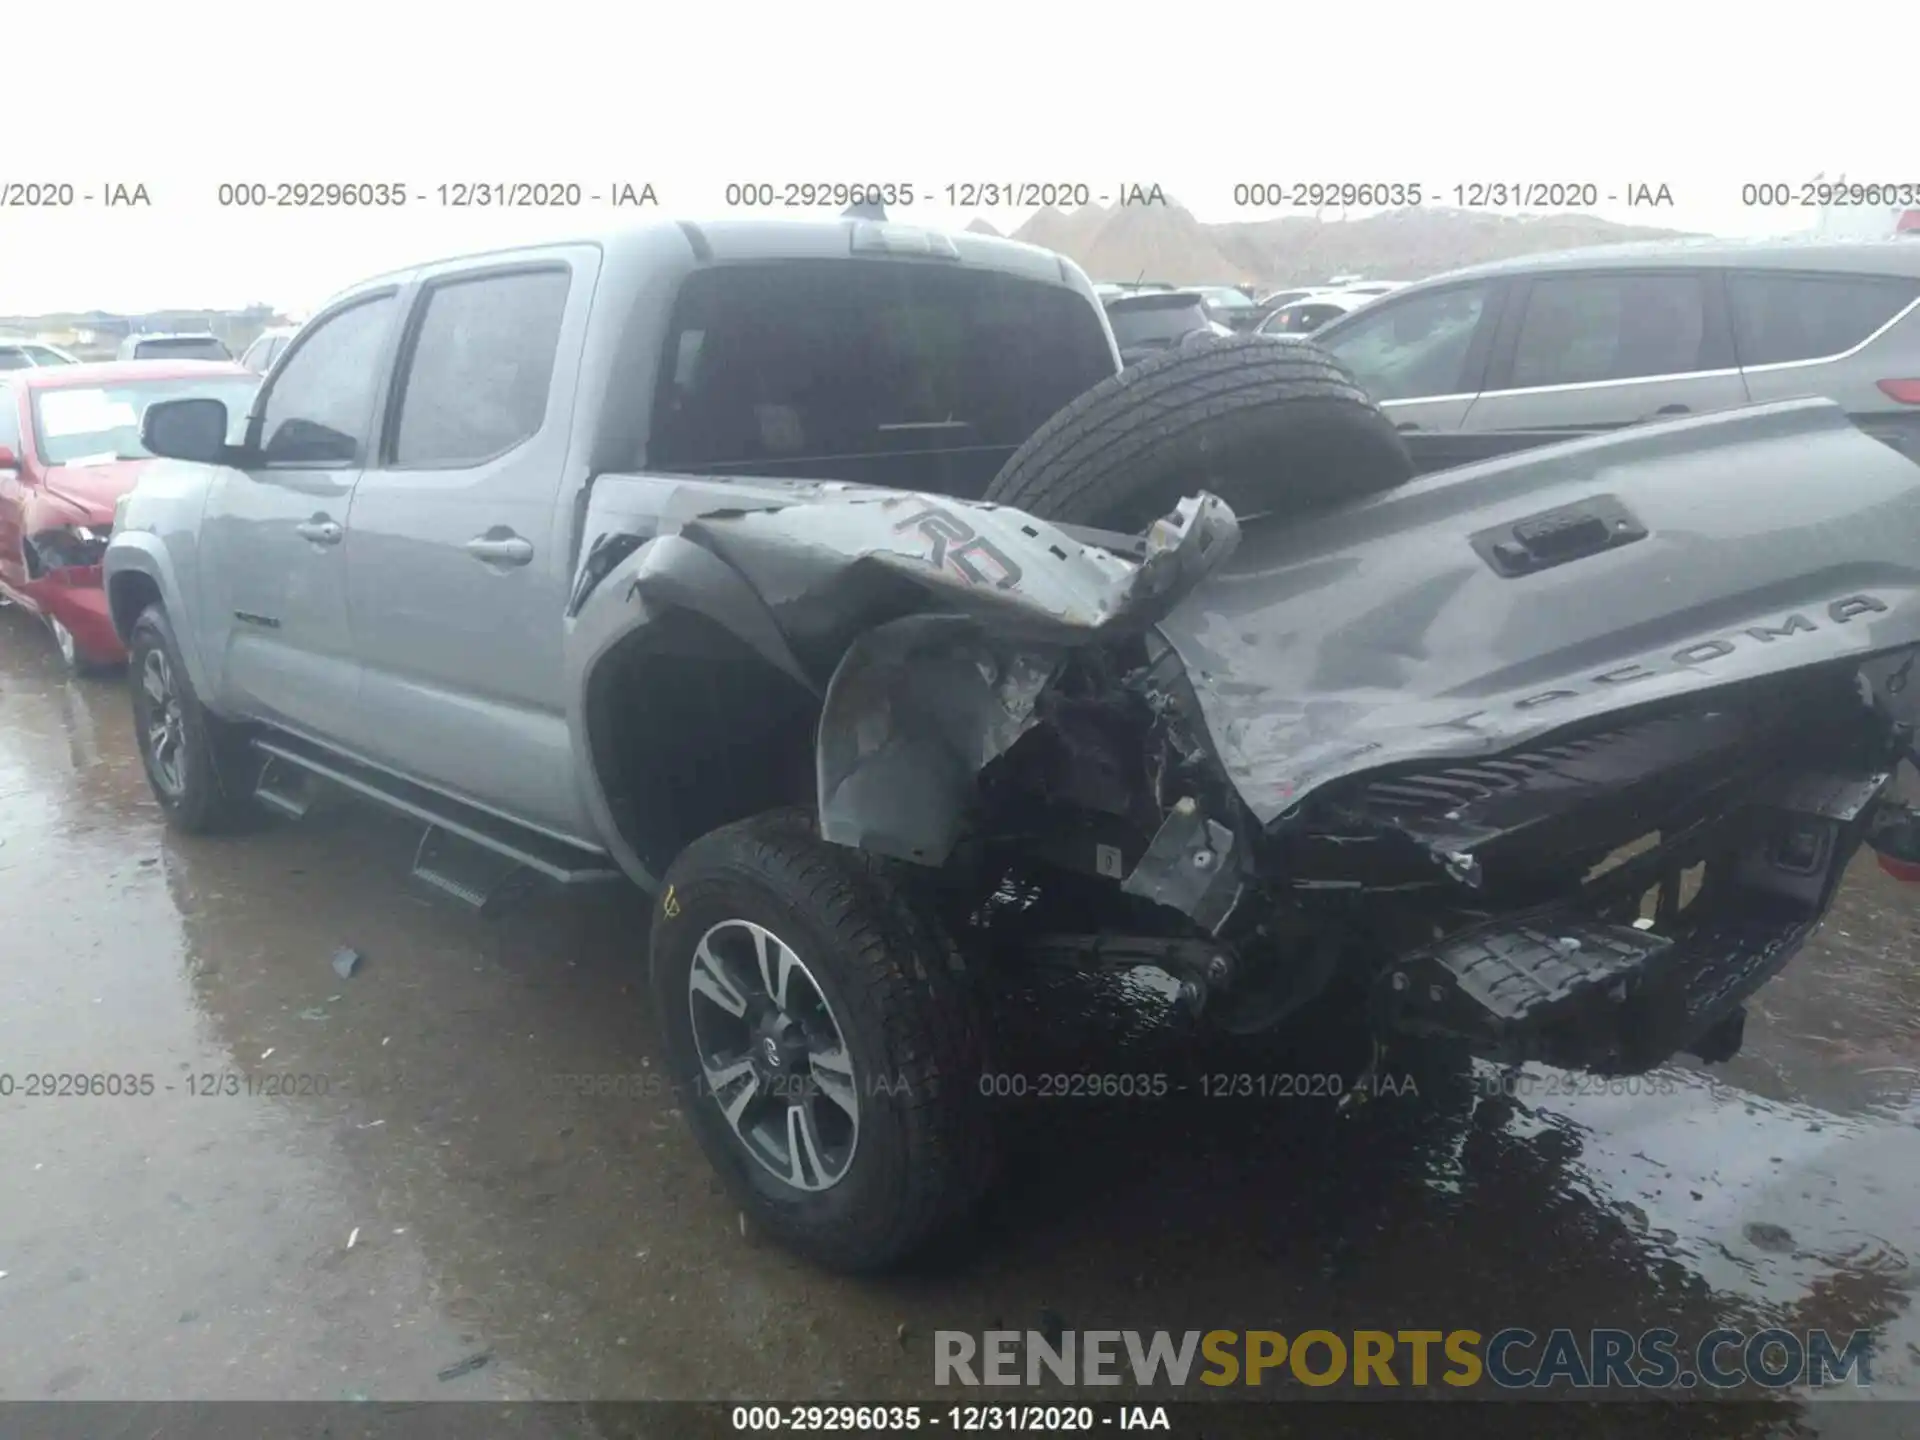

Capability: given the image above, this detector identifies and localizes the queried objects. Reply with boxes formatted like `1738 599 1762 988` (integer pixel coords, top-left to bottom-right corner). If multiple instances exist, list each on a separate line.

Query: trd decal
891 506 1023 590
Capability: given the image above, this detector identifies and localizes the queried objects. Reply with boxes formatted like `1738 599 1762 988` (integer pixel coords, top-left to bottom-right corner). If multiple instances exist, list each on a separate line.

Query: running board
412 825 534 914
249 734 622 896
254 753 318 819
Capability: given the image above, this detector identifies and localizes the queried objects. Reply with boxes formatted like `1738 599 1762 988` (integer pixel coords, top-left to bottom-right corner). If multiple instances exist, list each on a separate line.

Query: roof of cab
335 215 1089 301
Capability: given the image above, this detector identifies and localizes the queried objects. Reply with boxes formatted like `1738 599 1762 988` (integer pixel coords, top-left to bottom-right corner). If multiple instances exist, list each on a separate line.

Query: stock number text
1742 180 1920 208
1234 181 1422 208
724 182 916 208
218 182 409 207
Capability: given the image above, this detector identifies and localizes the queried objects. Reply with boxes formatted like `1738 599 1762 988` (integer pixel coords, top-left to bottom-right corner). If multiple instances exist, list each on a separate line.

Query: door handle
465 531 534 567
1395 421 1421 432
1647 404 1691 418
295 517 343 545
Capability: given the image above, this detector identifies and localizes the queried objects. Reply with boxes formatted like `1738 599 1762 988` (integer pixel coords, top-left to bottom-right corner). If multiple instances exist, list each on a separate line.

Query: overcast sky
3 0 1903 315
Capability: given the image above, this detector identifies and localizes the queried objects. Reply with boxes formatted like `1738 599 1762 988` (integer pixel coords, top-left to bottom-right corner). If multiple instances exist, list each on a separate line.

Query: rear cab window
1727 271 1920 365
646 260 1114 479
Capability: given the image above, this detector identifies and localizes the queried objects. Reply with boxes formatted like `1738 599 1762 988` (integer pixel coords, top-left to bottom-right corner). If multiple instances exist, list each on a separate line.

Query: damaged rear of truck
571 380 1920 1270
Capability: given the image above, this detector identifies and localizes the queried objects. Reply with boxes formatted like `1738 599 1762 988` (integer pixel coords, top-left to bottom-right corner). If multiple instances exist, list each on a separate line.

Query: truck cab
107 218 1119 847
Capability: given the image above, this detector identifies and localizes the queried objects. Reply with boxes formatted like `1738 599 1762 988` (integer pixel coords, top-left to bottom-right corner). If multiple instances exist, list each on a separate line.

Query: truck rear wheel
982 335 1413 532
649 809 991 1271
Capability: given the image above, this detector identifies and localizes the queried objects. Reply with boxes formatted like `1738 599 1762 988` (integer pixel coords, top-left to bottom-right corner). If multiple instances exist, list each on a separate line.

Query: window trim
249 286 403 470
378 260 573 473
1313 277 1508 404
1478 267 1735 398
1725 269 1920 374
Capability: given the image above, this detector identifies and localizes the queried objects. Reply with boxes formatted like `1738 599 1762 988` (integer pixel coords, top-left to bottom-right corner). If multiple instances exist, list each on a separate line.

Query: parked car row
3 330 246 369
1092 240 1920 471
0 339 82 370
1102 289 1235 363
116 332 234 363
1256 289 1375 335
1092 278 1409 358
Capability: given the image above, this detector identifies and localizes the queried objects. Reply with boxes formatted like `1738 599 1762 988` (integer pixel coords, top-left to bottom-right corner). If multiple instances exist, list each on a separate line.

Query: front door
198 290 401 743
342 254 596 841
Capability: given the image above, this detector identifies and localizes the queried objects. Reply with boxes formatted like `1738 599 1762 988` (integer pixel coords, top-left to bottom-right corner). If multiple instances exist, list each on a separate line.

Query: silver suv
1311 238 1920 464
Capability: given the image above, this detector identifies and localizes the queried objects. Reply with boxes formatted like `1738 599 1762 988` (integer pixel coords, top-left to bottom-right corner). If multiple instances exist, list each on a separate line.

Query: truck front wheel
127 603 258 833
649 809 991 1271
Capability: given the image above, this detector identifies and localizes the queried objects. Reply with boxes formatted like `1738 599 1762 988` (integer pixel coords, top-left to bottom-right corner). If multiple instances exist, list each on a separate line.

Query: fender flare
103 533 219 704
565 532 818 889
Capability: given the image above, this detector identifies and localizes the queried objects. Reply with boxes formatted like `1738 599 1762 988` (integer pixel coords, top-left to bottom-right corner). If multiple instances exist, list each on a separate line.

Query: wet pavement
3 602 1920 1434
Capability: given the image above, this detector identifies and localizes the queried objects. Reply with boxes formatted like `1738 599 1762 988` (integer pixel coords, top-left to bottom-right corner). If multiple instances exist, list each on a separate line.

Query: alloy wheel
139 649 187 797
686 918 860 1192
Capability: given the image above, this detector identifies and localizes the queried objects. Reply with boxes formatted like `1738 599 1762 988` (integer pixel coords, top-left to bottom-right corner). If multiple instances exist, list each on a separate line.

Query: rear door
1727 268 1920 457
1461 268 1747 433
342 249 598 841
1312 278 1505 439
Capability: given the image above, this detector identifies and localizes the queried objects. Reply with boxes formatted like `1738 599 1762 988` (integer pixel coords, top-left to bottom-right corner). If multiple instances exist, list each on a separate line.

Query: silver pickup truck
105 217 1920 1272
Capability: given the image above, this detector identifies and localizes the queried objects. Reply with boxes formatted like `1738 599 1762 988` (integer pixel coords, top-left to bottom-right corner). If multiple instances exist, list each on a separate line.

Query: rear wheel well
108 570 163 642
585 609 821 879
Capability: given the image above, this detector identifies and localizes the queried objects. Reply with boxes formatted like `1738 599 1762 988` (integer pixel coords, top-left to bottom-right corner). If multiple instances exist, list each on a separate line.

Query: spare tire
982 334 1414 533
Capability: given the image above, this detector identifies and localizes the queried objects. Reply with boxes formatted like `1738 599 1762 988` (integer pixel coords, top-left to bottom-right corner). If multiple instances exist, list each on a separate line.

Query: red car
0 360 258 670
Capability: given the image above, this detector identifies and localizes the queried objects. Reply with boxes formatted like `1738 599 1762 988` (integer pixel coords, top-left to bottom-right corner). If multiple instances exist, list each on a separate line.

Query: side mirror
141 398 231 464
0 443 17 472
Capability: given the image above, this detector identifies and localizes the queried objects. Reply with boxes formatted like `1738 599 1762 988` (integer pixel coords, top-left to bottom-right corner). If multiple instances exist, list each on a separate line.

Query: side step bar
251 733 622 911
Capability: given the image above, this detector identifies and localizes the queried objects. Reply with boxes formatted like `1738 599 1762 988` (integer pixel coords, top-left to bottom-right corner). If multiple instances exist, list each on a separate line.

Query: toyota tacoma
103 217 1920 1271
